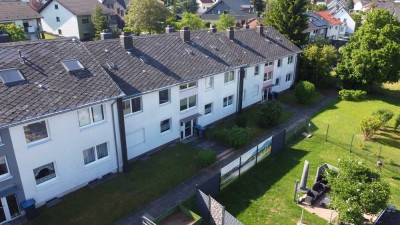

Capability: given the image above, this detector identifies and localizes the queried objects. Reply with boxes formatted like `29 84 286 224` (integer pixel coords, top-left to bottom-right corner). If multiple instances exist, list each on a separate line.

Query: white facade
0 19 40 40
354 2 363 11
9 101 120 206
197 0 215 13
271 56 296 93
326 24 341 39
40 1 80 38
333 9 355 35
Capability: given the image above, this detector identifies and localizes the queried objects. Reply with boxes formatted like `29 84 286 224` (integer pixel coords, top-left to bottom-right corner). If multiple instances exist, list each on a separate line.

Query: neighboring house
374 1 400 20
0 38 123 207
315 10 344 39
353 0 372 12
305 12 328 41
39 0 116 40
328 0 356 35
197 0 217 14
100 0 129 28
200 0 257 23
0 1 42 40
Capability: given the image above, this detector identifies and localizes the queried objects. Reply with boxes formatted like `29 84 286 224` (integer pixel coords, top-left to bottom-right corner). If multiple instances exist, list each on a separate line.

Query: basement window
61 59 85 72
0 69 25 85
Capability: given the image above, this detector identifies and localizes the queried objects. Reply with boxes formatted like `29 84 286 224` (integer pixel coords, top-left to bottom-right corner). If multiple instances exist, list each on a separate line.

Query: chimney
227 27 234 40
180 27 190 42
100 29 112 40
256 25 264 36
165 25 175 33
243 23 249 29
120 32 133 50
209 24 217 33
0 29 9 43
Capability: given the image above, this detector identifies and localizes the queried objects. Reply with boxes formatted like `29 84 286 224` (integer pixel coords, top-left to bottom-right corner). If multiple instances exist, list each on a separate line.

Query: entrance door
0 194 20 224
180 120 194 140
262 88 270 101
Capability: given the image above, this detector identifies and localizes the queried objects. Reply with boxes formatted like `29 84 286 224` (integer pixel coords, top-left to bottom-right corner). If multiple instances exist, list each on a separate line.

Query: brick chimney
165 25 175 33
180 27 190 42
100 29 112 40
227 27 234 40
120 32 133 50
0 29 9 43
209 24 216 33
256 25 264 36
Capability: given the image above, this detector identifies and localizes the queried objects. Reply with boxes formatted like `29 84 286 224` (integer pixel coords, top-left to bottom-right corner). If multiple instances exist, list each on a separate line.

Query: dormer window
0 69 25 85
61 59 84 72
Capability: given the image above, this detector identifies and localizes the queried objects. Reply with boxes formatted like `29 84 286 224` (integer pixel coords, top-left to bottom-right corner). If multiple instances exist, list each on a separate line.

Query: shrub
372 109 394 127
235 114 247 128
294 81 316 104
395 114 400 131
198 149 217 167
360 115 381 140
211 129 228 144
258 100 283 128
226 126 251 149
338 89 367 101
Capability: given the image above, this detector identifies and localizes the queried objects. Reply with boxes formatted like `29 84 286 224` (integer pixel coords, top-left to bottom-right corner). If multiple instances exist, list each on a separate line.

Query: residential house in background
374 1 400 20
353 0 372 12
305 12 328 41
100 0 129 28
200 0 257 23
315 10 344 39
0 1 42 40
39 0 116 40
197 0 217 14
328 0 356 35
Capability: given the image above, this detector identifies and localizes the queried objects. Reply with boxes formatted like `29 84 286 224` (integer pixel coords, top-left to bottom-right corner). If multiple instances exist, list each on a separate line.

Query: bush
258 100 283 128
198 149 217 167
395 114 400 131
294 81 316 104
338 89 367 101
226 126 251 149
235 114 247 128
372 108 394 127
360 115 382 140
211 129 228 144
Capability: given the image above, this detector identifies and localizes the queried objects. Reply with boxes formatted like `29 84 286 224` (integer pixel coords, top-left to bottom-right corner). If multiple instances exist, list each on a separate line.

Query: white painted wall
242 65 264 108
326 24 341 39
271 56 296 93
40 1 80 38
333 9 355 34
354 2 363 11
197 0 214 13
9 101 119 206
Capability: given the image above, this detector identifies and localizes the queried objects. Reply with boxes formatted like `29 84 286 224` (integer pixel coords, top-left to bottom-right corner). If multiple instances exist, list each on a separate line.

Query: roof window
61 59 85 72
0 69 25 85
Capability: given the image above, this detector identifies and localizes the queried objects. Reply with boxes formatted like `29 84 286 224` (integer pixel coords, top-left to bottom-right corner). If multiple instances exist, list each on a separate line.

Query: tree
351 12 362 31
360 115 382 140
294 81 315 104
180 0 199 14
373 108 394 127
91 4 108 39
299 44 337 87
125 0 170 34
395 114 400 131
334 9 400 89
346 0 354 10
258 100 283 128
252 0 265 16
215 14 236 32
0 23 26 42
326 159 390 225
263 0 309 46
179 12 205 30
28 0 44 12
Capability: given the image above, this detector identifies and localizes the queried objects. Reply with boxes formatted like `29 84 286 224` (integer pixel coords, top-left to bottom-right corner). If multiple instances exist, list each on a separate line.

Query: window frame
265 62 273 67
224 71 235 84
263 71 272 81
204 103 212 115
56 17 60 22
179 81 197 91
205 76 213 89
0 156 10 179
277 59 282 67
159 89 170 105
83 142 109 165
123 97 142 116
33 162 56 185
160 118 171 133
23 120 49 145
54 4 58 9
82 18 89 24
223 95 234 107
254 65 259 76
288 55 294 64
77 105 105 128
286 73 292 82
180 95 197 111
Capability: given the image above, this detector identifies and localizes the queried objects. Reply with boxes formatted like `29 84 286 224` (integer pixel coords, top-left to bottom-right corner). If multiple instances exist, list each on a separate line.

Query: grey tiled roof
0 38 122 127
200 0 257 20
305 12 328 32
0 1 42 22
84 27 301 96
40 0 114 16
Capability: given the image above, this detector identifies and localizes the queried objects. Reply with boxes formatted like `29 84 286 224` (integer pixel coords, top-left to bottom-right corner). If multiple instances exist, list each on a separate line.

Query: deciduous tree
177 0 199 14
179 12 205 30
215 14 236 32
0 23 26 42
91 4 108 39
252 0 265 16
263 0 309 46
335 9 400 89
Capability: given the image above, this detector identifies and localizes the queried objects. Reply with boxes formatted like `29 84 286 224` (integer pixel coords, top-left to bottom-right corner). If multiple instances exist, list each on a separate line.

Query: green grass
216 95 400 225
371 82 400 99
209 104 293 142
33 143 201 225
279 90 326 108
44 33 58 39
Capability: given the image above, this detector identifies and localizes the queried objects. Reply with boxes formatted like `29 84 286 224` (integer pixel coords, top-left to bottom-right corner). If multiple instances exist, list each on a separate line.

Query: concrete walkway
116 91 338 225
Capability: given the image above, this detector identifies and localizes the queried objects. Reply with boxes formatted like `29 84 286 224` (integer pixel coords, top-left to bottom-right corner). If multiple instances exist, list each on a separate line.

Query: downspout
116 98 129 173
237 67 245 114
293 54 300 87
111 100 120 173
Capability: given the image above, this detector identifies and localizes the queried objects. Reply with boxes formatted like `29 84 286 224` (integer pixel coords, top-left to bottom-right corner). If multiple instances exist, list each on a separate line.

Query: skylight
61 59 85 72
0 69 25 85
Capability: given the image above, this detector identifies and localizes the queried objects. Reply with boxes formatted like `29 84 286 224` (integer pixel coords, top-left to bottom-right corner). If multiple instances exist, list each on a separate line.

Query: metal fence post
350 134 354 153
325 124 329 142
238 156 242 178
255 146 259 164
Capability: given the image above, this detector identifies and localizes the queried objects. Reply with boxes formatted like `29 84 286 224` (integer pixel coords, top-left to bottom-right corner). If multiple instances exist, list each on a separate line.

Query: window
83 143 108 165
265 62 273 67
263 71 272 81
24 121 49 144
56 17 60 22
61 59 84 72
58 29 62 35
0 69 25 85
313 30 317 34
223 95 233 107
123 97 142 115
275 77 280 86
121 10 124 16
204 103 212 115
33 162 56 185
224 71 234 83
180 95 196 111
286 73 291 82
54 4 58 9
77 105 104 127
205 76 213 89
335 26 338 30
254 65 259 75
82 18 89 24
180 81 196 90
329 26 332 29
253 85 259 96
160 119 171 133
117 8 120 14
0 156 9 177
277 59 282 67
288 55 294 64
159 89 170 104
343 18 347 23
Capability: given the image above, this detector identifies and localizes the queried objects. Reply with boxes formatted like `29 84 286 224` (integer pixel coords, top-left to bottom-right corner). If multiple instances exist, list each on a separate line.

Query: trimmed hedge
294 81 316 104
258 100 283 128
226 126 251 149
339 89 367 101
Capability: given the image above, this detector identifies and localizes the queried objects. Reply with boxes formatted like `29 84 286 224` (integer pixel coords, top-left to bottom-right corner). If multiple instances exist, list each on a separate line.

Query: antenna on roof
17 49 27 64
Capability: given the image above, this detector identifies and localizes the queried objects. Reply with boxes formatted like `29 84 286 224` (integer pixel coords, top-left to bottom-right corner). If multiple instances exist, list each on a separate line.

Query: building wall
197 0 214 13
271 56 296 93
334 9 355 34
40 1 80 38
242 65 264 108
9 101 119 206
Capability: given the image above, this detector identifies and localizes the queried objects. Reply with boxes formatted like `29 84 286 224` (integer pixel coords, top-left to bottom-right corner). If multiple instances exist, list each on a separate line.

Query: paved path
116 91 338 225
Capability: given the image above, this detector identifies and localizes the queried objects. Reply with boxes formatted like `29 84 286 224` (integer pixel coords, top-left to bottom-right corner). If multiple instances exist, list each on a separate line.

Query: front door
262 88 270 101
0 194 20 224
180 120 194 140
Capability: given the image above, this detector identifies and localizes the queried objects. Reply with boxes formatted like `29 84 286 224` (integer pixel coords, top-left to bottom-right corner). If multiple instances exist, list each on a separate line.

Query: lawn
216 94 400 225
32 143 201 225
279 89 325 108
